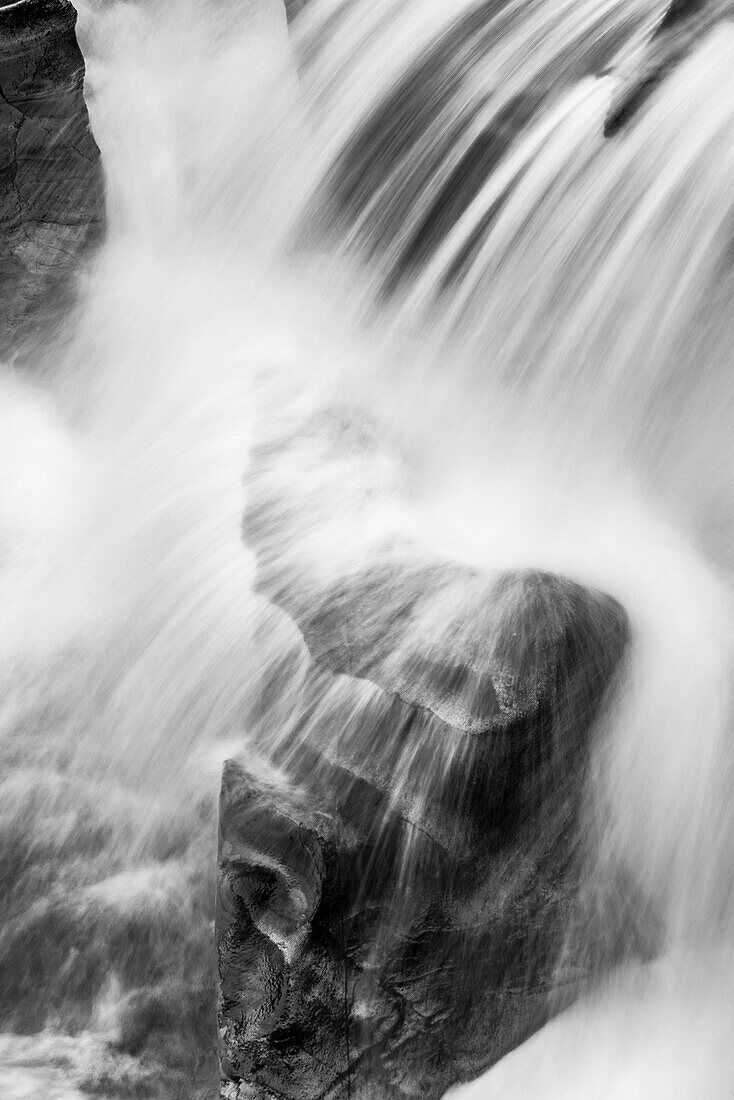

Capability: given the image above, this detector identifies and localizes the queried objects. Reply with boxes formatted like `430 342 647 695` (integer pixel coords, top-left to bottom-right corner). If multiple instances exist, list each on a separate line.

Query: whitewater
1 0 733 1096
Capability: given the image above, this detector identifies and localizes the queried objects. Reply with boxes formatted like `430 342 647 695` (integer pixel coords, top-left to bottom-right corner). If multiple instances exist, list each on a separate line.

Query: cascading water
1 0 733 1096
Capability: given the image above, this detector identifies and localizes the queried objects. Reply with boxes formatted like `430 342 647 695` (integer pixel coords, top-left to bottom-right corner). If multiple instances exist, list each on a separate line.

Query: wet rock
284 0 309 22
224 397 658 1098
217 562 647 1099
605 0 734 134
0 0 104 353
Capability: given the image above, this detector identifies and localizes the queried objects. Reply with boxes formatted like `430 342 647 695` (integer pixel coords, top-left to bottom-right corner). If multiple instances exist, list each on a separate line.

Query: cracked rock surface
218 383 660 1099
0 0 104 353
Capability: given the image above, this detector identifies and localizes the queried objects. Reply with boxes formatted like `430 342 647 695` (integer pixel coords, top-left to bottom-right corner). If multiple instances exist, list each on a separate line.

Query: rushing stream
1 0 734 1096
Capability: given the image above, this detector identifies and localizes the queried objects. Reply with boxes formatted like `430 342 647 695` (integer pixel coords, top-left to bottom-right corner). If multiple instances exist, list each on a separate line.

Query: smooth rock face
221 390 657 1099
0 0 104 352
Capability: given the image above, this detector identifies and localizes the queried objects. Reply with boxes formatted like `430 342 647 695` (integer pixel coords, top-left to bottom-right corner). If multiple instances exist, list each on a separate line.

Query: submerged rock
290 0 657 293
605 0 734 134
0 0 104 353
284 0 309 21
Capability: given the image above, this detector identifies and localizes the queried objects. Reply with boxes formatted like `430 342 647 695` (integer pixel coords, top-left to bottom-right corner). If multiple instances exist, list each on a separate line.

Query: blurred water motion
0 0 733 1096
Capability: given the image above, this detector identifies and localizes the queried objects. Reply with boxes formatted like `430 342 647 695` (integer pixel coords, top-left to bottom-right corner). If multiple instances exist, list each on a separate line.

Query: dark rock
222 398 658 1097
0 0 104 353
604 0 733 134
284 0 309 22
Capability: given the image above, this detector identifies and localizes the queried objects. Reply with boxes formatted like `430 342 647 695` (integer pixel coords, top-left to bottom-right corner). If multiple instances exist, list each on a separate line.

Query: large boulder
0 0 104 354
217 566 651 1100
218 393 658 1098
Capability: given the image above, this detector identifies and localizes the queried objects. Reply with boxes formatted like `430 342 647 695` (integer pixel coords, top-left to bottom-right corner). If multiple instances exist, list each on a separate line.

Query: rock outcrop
219 389 659 1099
0 0 104 354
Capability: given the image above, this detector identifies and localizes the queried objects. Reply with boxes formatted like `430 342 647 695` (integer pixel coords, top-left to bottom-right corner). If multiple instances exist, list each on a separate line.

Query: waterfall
0 0 733 1096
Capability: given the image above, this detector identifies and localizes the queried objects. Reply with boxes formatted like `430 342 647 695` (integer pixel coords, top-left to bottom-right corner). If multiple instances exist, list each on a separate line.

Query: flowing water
1 0 734 1095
